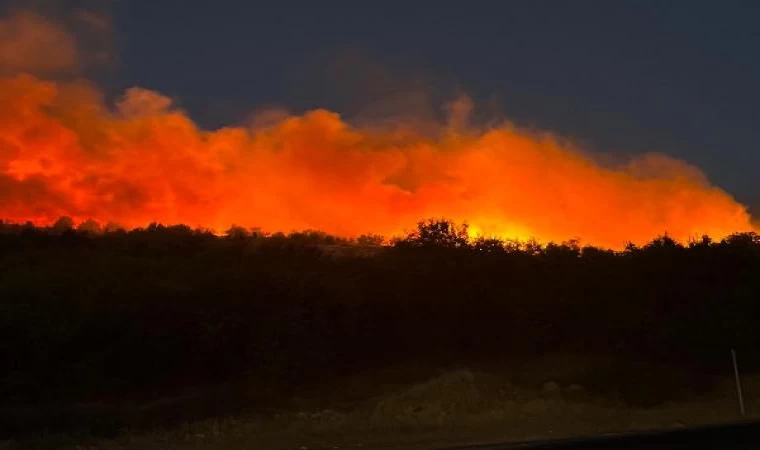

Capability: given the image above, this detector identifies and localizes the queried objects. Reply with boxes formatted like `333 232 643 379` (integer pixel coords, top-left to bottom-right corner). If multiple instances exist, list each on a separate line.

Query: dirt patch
370 369 504 428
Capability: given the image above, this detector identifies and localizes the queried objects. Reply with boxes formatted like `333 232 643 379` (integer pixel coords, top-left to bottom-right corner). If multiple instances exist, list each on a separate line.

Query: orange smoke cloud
0 10 754 248
0 72 754 249
0 11 78 73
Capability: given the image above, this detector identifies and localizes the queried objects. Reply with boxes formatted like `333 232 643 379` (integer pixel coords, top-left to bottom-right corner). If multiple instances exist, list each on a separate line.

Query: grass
4 362 759 450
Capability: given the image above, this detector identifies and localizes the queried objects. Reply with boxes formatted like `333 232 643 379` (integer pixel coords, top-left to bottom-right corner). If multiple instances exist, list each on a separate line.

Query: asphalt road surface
449 421 760 450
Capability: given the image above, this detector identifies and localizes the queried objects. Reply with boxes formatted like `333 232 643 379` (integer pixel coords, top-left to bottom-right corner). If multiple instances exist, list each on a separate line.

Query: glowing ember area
0 73 754 248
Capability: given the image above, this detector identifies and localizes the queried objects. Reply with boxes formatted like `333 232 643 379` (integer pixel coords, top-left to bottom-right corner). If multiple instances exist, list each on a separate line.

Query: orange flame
0 73 754 249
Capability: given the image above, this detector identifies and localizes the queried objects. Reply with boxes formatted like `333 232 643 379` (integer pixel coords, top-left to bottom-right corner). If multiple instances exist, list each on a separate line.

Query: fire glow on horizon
0 11 755 249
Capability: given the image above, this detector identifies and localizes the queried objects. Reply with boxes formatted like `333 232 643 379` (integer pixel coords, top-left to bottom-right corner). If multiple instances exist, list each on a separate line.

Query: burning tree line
2 217 760 408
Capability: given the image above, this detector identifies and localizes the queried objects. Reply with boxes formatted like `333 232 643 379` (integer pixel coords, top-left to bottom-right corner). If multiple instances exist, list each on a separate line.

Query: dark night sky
94 2 760 208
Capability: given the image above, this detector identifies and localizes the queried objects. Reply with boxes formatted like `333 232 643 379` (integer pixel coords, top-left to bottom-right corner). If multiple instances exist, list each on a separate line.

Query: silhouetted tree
398 219 470 248
77 218 102 234
357 234 385 246
472 236 504 253
51 216 75 234
225 225 250 240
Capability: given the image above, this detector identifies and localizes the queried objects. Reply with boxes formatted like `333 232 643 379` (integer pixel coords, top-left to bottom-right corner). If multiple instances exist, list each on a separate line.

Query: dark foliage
1 218 759 409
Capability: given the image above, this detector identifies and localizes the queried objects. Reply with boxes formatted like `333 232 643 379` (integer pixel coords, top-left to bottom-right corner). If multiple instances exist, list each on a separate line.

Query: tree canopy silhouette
398 219 470 249
1 217 760 411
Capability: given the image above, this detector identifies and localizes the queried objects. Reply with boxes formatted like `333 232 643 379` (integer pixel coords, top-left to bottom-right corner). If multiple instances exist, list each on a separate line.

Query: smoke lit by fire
0 11 754 249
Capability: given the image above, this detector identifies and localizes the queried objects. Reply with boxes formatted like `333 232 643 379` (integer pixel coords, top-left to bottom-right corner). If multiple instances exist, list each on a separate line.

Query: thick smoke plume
0 11 754 248
0 11 78 74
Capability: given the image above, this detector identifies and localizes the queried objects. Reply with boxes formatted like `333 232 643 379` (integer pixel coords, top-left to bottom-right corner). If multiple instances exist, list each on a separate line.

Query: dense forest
2 218 760 427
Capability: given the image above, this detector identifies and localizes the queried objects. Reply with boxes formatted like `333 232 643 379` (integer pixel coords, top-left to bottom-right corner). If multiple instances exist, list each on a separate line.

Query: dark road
450 421 760 450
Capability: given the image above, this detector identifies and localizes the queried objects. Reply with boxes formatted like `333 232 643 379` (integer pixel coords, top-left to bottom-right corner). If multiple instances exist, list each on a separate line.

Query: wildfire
0 12 755 249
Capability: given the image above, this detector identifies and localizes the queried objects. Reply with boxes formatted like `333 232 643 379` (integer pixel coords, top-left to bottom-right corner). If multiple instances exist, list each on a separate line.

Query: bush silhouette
397 219 470 249
1 216 760 413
